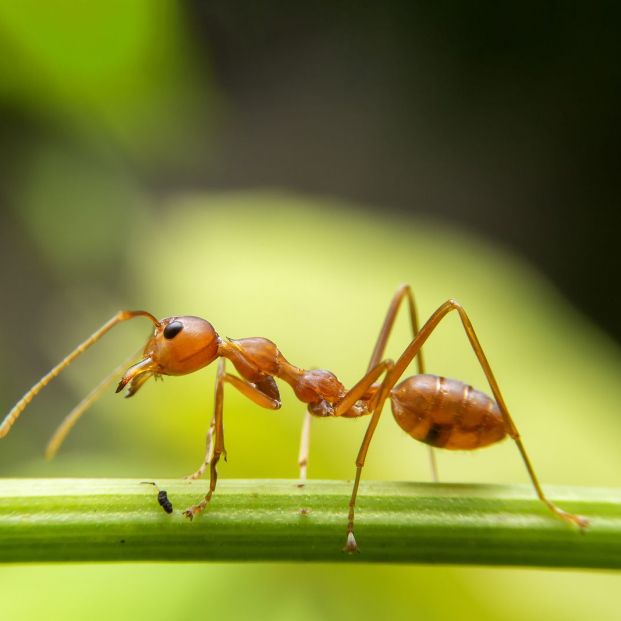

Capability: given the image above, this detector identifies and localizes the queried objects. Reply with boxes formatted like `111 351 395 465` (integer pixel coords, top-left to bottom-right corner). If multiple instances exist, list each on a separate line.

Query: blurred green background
0 3 620 620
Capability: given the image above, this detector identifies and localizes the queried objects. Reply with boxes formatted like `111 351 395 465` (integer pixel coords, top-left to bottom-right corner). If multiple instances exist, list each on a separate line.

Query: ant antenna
44 347 143 459
0 310 158 440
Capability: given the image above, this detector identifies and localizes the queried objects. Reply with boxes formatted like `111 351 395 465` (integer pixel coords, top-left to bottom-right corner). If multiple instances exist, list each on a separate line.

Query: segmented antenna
0 310 158 439
44 348 143 459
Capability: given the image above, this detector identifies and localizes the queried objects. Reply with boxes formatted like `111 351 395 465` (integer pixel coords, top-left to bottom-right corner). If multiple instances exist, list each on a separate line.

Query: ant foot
554 507 590 530
554 507 590 531
343 531 359 554
577 516 590 530
569 512 590 531
183 505 204 520
297 463 307 488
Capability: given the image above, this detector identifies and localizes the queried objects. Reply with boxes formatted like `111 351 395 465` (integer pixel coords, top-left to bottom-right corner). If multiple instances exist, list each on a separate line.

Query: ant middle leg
294 355 392 483
183 360 281 519
295 284 430 482
295 284 435 495
297 410 312 486
296 354 391 486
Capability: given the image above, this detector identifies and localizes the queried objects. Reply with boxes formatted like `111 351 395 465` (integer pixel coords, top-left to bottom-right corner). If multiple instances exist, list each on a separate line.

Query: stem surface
0 479 619 568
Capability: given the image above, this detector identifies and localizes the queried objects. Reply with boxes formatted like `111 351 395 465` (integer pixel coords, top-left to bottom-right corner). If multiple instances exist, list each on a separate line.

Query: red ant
0 285 588 551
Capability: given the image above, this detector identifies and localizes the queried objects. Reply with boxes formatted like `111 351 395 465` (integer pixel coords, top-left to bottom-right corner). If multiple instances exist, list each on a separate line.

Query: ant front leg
185 413 216 480
183 359 281 520
183 359 227 519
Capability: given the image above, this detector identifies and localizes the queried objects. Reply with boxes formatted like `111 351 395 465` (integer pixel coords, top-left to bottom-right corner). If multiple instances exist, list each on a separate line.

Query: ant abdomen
390 374 506 450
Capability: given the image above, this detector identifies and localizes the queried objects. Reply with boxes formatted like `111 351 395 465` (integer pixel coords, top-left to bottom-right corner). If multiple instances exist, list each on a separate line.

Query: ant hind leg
368 284 438 482
374 299 588 529
344 298 589 551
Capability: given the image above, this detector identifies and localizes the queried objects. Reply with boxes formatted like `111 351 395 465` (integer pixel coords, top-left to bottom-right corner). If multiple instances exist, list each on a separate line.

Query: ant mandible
0 285 589 551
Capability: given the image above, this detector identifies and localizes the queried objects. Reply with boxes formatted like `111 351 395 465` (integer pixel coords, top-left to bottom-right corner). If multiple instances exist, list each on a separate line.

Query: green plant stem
0 479 619 567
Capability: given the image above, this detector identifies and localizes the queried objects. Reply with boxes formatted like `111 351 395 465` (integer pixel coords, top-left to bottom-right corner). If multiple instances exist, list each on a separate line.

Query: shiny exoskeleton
0 285 589 553
391 374 505 450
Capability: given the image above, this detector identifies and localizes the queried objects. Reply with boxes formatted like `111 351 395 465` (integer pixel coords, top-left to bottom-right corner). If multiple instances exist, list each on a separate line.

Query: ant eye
163 321 183 339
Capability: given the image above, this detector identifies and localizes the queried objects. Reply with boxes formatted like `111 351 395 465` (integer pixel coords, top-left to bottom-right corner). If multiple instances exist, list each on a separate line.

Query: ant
0 285 588 552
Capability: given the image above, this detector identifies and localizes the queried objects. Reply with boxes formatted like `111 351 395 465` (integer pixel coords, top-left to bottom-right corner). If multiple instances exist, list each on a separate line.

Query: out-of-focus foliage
0 0 213 164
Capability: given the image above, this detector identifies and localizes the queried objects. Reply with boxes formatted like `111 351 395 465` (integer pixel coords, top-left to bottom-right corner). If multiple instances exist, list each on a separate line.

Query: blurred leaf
0 1 215 164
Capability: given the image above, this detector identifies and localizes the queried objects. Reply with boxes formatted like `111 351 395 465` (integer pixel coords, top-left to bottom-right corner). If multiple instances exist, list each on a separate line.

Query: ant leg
437 301 589 529
368 284 425 373
389 300 587 528
184 413 215 480
297 410 312 485
294 285 423 484
367 284 437 481
183 360 227 518
334 359 393 416
296 357 386 482
183 361 280 519
345 300 588 550
0 310 158 439
343 369 394 552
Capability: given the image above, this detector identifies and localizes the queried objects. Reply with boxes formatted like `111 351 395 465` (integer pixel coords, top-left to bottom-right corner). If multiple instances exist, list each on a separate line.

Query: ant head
116 316 220 394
